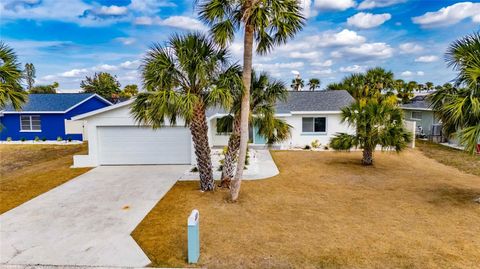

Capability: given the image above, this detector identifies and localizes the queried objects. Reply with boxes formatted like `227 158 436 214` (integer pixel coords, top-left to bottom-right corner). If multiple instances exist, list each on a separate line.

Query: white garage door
98 126 191 165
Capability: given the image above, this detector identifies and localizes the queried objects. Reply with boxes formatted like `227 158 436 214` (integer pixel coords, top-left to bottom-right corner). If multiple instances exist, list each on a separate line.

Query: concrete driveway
0 165 189 267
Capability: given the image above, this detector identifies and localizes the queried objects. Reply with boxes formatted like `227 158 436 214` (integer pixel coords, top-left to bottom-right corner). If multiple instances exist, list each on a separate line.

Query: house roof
2 93 112 113
400 95 433 110
275 90 354 113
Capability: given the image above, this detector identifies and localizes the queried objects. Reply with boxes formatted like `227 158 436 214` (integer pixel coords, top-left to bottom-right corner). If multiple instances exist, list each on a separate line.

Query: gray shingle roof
276 90 354 113
400 95 433 110
2 93 100 112
206 90 354 117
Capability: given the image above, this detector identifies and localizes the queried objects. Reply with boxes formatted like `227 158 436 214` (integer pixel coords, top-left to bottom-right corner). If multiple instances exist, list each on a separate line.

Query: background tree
330 96 411 165
218 70 291 187
198 0 305 201
0 42 27 112
120 84 139 99
80 72 121 101
307 78 320 91
395 79 413 103
24 63 36 91
425 81 434 92
429 32 480 154
29 82 59 94
291 77 304 91
130 33 240 191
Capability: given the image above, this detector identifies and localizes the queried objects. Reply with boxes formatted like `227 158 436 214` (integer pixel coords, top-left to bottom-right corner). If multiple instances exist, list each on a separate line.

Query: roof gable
2 93 111 113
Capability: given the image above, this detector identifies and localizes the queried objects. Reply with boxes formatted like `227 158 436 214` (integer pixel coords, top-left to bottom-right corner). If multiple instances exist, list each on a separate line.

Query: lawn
416 139 480 176
132 149 480 269
0 143 91 214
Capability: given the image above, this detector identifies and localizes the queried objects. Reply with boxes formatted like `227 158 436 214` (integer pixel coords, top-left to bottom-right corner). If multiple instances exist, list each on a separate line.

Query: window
216 118 232 134
20 115 41 131
411 111 422 120
302 117 326 133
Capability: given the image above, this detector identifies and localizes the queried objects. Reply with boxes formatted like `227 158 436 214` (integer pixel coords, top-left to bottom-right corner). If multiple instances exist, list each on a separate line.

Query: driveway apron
0 165 189 267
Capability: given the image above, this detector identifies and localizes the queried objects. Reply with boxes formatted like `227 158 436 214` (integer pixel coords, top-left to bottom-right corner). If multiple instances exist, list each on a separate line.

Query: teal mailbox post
188 209 200 263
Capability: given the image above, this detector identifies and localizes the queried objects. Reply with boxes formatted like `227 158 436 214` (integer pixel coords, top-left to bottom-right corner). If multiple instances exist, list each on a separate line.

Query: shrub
6 137 12 142
311 139 321 148
41 137 46 141
57 136 63 141
67 137 72 142
324 145 329 150
34 136 40 142
304 145 311 150
190 166 199 172
21 137 26 142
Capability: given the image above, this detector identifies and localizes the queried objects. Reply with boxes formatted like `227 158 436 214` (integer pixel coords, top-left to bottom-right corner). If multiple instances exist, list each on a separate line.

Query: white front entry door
97 126 191 165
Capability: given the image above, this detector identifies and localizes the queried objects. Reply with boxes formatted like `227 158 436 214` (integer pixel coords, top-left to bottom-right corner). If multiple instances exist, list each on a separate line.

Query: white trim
19 130 42 133
72 99 134 120
291 111 341 115
2 94 112 114
64 94 112 113
20 115 42 132
401 107 432 111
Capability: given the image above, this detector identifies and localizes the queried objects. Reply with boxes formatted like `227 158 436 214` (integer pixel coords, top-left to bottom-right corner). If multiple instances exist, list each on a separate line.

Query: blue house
0 93 111 141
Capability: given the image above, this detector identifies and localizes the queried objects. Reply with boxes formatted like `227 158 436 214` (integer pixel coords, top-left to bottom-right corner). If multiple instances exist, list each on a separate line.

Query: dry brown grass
132 149 480 269
0 143 91 214
416 139 480 176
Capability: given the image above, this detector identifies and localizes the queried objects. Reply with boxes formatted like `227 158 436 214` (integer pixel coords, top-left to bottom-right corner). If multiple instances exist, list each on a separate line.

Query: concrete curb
0 264 197 269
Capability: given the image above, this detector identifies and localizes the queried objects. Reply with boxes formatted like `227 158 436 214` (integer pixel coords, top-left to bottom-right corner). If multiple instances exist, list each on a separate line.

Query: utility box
188 209 200 263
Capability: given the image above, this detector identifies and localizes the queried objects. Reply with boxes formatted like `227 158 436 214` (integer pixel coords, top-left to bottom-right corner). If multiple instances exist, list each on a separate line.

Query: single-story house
400 95 440 137
0 93 112 141
72 90 355 167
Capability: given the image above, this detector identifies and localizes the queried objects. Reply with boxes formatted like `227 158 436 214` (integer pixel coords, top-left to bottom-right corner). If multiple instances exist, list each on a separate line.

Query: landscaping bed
0 143 91 214
132 149 480 268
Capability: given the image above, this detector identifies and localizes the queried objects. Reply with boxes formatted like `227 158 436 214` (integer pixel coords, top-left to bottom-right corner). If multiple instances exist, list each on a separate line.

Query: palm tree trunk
230 21 254 201
190 102 214 191
219 115 241 188
362 148 374 165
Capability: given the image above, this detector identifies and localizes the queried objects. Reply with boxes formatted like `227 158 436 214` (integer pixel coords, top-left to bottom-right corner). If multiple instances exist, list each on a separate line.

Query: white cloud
115 37 136 45
412 2 480 27
313 0 356 11
358 0 406 10
309 69 334 77
128 0 175 14
401 70 424 77
60 68 89 78
309 29 366 47
96 5 128 16
94 64 118 72
347 12 391 29
339 65 366 72
120 60 141 69
344 42 393 59
415 55 439 63
299 0 316 18
289 51 321 59
134 15 207 31
311 60 333 67
254 62 305 70
399 42 423 54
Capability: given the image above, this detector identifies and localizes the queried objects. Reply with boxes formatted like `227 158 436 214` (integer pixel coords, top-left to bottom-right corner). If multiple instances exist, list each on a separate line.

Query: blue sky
1 0 479 91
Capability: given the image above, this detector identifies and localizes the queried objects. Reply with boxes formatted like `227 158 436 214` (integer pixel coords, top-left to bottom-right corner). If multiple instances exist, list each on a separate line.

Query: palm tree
395 79 413 104
332 67 394 100
130 33 240 191
0 42 27 112
24 63 36 91
330 96 412 165
290 77 304 91
425 81 434 92
326 82 344 91
307 78 320 91
218 70 290 187
198 0 305 201
429 32 480 154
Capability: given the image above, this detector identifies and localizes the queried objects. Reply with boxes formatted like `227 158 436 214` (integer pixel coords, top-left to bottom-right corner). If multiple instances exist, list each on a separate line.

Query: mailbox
188 209 200 263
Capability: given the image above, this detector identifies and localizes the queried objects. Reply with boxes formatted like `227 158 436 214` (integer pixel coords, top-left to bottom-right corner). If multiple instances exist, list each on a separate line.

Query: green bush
21 137 26 142
34 136 40 142
324 145 329 150
311 139 321 148
41 137 46 141
67 137 72 142
57 136 63 141
190 166 199 172
6 137 12 142
304 145 311 150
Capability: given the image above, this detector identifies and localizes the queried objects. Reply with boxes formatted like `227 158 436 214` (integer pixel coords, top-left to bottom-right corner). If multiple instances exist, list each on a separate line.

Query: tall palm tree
330 96 411 165
430 32 480 154
290 77 304 91
198 0 305 201
218 70 290 187
425 81 434 92
395 79 413 104
307 78 320 91
332 67 394 100
130 33 240 191
0 42 27 112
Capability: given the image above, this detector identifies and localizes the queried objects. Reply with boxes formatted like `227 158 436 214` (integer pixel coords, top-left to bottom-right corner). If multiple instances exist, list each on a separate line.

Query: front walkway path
0 165 189 267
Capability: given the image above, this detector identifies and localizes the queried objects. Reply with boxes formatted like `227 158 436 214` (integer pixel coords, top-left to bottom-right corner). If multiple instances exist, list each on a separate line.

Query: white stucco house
72 90 354 167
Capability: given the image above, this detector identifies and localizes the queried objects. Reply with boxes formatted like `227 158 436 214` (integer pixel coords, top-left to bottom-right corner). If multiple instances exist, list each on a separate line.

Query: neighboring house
400 95 440 136
71 90 354 167
0 94 112 141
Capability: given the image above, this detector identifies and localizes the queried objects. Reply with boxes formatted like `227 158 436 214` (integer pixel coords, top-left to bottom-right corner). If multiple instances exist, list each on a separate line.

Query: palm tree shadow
426 185 480 206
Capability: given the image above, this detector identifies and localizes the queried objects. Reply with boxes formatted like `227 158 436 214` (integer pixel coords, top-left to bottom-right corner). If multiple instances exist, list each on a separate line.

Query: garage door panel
98 126 191 165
